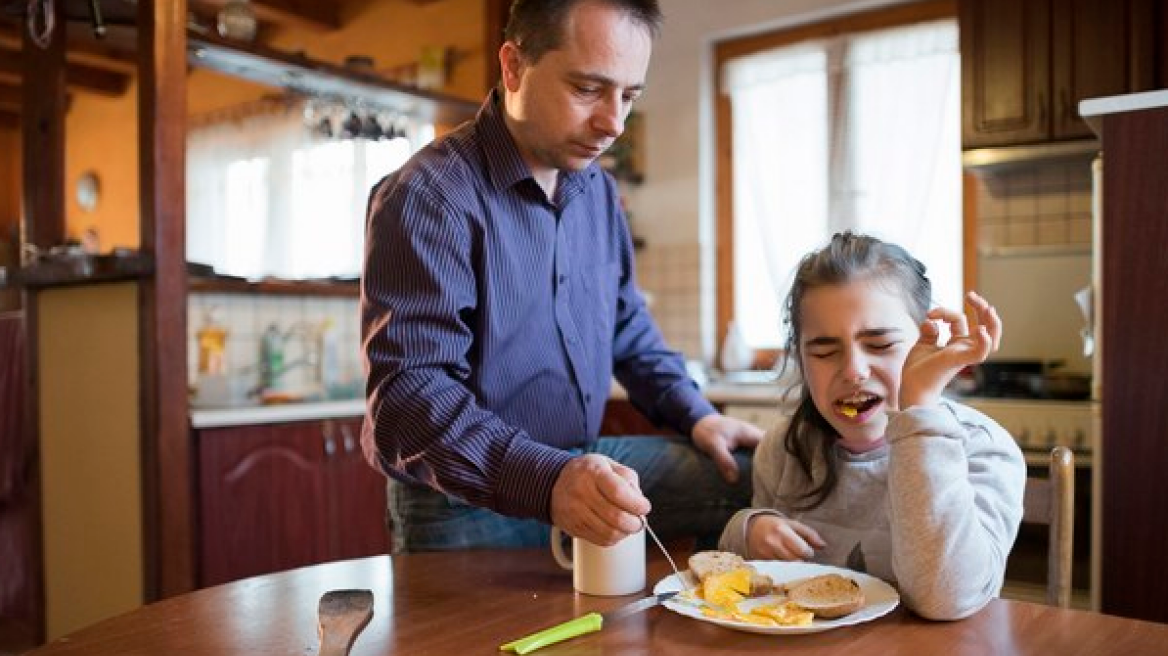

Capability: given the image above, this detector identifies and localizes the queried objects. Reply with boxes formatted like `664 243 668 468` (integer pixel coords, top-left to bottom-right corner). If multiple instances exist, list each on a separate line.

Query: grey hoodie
719 400 1026 620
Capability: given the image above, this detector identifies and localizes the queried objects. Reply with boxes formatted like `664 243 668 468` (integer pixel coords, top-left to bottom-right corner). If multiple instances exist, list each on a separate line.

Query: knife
499 590 679 654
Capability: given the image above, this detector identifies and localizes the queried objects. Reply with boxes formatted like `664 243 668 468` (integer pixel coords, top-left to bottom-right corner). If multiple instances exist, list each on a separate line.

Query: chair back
1021 445 1075 607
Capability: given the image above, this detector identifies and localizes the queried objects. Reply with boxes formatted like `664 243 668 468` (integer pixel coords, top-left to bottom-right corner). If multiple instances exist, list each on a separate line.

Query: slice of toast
786 573 865 619
687 551 773 597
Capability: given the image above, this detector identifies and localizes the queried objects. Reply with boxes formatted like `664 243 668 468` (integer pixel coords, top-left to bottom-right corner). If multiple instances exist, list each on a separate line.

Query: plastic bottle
318 317 340 396
720 321 755 373
196 307 228 375
259 324 285 391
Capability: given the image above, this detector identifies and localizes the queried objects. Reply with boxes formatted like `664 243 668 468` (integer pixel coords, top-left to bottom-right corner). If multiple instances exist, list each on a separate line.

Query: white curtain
723 20 961 347
187 103 425 280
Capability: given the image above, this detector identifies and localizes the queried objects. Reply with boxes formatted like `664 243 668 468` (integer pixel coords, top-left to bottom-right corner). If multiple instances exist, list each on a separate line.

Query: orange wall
68 0 489 251
66 84 141 249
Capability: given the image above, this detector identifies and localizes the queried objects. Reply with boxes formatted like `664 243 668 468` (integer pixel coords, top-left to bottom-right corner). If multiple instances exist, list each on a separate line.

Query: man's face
798 279 920 454
500 2 651 188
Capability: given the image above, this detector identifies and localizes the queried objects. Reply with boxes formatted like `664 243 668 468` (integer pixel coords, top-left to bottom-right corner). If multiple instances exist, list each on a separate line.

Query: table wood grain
27 550 1168 655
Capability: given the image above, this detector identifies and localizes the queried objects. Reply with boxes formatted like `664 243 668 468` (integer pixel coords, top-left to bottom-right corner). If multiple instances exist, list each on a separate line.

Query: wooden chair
1022 445 1075 608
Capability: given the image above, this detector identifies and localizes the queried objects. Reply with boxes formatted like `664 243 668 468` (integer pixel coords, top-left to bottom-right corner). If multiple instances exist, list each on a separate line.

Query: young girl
718 232 1026 620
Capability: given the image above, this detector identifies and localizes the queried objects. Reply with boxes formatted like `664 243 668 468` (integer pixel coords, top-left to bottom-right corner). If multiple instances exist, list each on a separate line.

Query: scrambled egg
701 567 752 608
840 405 858 418
695 567 814 628
700 601 813 627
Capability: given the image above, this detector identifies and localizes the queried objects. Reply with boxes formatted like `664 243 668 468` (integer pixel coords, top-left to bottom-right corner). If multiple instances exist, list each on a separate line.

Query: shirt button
585 393 593 403
558 274 567 285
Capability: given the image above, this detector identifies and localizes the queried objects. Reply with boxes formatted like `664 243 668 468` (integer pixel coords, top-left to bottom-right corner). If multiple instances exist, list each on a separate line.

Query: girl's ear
499 42 525 92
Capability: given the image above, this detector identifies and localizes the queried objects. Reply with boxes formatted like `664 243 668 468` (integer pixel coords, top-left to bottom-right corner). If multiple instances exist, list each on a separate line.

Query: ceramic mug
550 526 646 596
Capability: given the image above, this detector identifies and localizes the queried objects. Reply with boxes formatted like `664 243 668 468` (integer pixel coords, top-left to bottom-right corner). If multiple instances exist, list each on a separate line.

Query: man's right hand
550 454 651 546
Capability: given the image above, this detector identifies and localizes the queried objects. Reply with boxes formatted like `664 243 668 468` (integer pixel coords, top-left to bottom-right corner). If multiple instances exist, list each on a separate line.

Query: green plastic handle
499 612 604 654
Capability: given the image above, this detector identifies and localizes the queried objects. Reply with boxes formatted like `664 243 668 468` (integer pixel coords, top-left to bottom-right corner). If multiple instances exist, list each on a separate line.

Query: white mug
550 526 646 596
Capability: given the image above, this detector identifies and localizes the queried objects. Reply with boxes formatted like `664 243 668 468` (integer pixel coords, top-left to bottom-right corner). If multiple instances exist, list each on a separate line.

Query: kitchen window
187 102 432 280
715 3 962 353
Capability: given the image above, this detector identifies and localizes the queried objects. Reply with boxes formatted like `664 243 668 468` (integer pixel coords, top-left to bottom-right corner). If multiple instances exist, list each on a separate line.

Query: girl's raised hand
899 291 1001 410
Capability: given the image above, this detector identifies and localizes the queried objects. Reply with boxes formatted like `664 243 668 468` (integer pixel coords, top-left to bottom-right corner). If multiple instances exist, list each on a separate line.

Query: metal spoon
641 516 692 592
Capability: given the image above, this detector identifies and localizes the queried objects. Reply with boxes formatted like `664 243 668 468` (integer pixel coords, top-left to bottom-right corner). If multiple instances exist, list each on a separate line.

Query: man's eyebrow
567 71 646 92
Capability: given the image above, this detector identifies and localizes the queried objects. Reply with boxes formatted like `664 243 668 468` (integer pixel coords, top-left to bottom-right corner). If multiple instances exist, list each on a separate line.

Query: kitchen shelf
1 253 155 290
189 275 358 298
187 32 480 126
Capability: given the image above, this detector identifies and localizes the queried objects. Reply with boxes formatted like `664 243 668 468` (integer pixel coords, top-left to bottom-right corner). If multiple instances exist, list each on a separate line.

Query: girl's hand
900 290 1002 410
746 514 826 561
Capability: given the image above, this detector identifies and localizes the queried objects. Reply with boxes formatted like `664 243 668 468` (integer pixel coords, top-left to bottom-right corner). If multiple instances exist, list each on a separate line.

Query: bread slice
687 551 773 597
786 573 865 619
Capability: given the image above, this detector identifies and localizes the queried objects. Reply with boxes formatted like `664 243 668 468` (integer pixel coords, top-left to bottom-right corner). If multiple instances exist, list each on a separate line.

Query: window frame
712 0 972 368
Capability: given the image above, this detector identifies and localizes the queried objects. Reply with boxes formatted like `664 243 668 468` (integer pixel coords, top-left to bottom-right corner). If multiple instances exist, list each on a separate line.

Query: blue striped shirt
360 91 715 522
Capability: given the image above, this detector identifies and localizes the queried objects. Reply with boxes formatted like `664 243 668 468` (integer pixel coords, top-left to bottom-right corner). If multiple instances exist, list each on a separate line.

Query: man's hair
504 0 663 64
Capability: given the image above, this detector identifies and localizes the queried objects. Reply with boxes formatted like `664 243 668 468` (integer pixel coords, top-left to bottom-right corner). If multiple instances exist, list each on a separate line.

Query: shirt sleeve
884 403 1027 620
361 175 572 522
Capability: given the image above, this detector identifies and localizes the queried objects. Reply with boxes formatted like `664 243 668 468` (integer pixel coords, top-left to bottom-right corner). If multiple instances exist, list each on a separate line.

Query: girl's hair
504 0 663 64
780 231 932 510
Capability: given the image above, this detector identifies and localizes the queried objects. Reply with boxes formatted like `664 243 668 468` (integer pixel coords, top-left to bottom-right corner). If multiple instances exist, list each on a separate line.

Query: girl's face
798 278 921 453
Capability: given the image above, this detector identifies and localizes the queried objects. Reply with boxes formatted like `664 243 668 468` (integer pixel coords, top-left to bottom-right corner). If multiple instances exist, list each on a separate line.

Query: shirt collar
476 89 598 199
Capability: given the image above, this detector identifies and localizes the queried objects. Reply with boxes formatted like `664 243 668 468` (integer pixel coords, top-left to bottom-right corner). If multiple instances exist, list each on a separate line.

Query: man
360 0 762 552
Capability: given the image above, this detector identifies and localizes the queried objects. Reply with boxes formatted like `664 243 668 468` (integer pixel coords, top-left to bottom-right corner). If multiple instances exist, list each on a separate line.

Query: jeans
386 435 753 552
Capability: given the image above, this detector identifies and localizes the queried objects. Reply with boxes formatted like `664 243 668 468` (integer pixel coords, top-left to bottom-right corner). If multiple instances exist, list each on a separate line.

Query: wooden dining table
27 548 1168 655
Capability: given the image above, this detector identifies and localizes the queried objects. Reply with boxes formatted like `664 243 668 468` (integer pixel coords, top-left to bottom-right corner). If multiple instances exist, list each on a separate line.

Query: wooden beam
192 0 341 32
0 45 130 96
21 0 67 250
137 0 195 601
0 83 20 113
1 22 138 70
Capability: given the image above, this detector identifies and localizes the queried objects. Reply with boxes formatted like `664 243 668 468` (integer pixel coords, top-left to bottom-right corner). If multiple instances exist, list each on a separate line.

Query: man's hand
550 454 650 546
691 413 764 484
747 514 827 561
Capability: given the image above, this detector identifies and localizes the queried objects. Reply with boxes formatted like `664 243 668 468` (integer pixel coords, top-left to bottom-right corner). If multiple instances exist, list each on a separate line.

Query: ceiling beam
0 44 131 96
191 0 342 32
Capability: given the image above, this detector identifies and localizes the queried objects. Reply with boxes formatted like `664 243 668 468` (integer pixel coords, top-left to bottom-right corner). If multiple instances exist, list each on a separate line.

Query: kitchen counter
190 398 364 429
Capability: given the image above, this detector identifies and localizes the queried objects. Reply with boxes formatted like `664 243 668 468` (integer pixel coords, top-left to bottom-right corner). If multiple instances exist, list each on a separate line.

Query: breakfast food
688 551 774 600
684 552 866 626
785 573 866 619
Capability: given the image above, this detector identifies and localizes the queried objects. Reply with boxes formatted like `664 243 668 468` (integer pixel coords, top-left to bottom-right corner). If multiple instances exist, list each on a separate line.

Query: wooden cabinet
197 417 388 587
960 0 1155 148
1087 98 1168 624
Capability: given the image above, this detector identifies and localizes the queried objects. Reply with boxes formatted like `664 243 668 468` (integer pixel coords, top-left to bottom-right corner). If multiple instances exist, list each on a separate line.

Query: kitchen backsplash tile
636 242 702 358
975 159 1094 250
188 293 361 394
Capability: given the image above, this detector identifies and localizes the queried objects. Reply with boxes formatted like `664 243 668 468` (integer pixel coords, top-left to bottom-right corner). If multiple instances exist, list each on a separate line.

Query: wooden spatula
318 589 374 656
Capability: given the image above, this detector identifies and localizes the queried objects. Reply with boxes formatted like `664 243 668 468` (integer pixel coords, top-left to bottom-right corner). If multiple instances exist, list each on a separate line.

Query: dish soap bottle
259 323 285 391
318 317 341 396
196 307 228 376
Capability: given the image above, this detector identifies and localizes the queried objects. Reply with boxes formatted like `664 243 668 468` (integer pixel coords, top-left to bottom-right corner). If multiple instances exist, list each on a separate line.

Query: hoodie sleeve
719 420 790 557
884 403 1026 620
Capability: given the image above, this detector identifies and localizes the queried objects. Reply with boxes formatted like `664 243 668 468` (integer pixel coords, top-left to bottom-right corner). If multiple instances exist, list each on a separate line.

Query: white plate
653 561 900 635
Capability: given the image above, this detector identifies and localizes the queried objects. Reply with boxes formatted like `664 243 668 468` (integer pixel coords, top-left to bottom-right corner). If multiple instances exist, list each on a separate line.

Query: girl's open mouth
835 393 881 419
